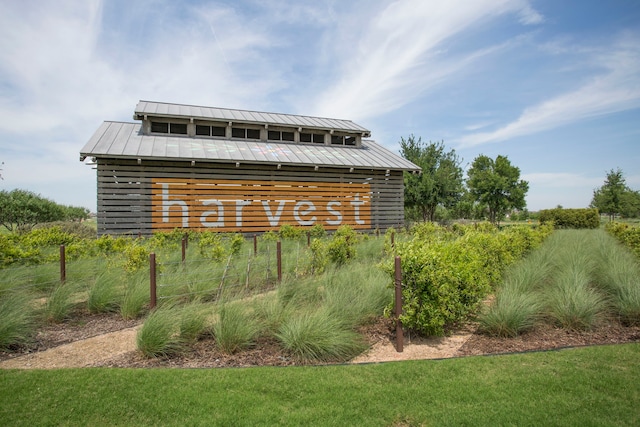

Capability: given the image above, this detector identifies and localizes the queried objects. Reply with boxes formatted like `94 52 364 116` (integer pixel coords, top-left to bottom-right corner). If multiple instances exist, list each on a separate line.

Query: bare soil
1 311 639 369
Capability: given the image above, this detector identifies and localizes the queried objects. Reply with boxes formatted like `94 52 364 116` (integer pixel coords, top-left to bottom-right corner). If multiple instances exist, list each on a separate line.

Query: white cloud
457 32 640 148
309 0 543 121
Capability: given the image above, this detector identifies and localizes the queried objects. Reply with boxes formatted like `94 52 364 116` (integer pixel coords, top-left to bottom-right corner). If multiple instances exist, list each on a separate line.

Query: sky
1 0 639 213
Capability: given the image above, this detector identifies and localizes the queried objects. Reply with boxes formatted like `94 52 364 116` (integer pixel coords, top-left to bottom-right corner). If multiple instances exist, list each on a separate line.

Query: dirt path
0 325 474 369
0 326 141 369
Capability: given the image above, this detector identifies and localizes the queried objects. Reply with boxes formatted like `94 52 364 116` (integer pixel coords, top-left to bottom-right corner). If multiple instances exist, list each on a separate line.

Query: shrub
539 208 600 229
605 222 640 258
279 224 304 240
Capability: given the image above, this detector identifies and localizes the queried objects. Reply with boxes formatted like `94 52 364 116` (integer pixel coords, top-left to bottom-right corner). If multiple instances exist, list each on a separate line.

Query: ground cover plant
480 229 640 336
1 343 639 426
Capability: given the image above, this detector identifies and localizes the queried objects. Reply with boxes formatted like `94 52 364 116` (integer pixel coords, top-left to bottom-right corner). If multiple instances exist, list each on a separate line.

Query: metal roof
134 101 372 136
80 121 421 171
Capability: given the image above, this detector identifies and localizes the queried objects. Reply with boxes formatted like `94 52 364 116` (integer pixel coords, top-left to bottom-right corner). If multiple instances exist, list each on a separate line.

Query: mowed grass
1 344 639 426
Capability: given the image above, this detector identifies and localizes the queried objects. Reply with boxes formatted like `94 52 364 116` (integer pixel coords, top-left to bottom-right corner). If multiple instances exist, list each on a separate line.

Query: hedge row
538 208 600 229
605 222 640 258
383 222 553 336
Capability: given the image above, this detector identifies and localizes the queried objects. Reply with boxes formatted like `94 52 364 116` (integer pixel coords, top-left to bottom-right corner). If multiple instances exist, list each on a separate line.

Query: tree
466 155 529 223
400 136 464 222
0 189 66 231
590 168 638 220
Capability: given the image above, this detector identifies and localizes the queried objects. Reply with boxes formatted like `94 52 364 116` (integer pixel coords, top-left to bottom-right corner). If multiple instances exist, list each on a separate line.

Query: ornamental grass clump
87 272 122 314
136 306 187 358
546 268 606 330
120 273 149 320
0 289 37 350
212 302 259 354
276 308 367 362
479 288 542 337
44 281 80 323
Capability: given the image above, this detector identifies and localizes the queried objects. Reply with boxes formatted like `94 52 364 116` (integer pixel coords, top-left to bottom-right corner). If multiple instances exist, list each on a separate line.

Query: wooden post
150 253 157 309
277 241 282 283
59 245 66 283
181 237 187 265
394 256 404 352
253 234 258 256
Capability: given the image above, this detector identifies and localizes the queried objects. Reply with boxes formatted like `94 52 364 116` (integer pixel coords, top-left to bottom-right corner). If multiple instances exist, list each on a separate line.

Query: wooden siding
95 159 405 235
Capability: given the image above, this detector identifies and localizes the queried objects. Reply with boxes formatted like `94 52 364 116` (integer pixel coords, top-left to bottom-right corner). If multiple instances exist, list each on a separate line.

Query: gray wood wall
95 158 405 235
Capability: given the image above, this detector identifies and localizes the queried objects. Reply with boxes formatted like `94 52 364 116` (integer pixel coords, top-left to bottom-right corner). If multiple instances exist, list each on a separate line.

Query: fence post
394 256 404 352
254 234 258 256
181 237 187 265
277 241 282 283
59 245 66 283
150 252 157 309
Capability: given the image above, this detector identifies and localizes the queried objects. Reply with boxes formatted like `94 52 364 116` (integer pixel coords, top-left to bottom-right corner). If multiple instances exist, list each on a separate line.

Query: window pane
232 127 245 138
151 122 169 133
196 125 210 136
300 133 312 143
170 123 188 134
282 131 294 141
345 136 356 146
331 135 343 145
268 130 280 140
247 128 260 139
313 134 325 143
212 126 226 137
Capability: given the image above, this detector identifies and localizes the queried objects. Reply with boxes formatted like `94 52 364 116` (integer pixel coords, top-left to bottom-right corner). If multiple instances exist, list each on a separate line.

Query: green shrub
539 208 600 229
606 222 640 258
279 224 304 240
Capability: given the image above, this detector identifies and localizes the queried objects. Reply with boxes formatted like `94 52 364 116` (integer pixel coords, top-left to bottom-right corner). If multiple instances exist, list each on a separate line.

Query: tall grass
479 289 542 337
546 268 606 330
276 308 367 362
212 302 259 354
43 281 80 323
0 290 37 350
87 273 122 313
136 306 187 358
120 273 149 319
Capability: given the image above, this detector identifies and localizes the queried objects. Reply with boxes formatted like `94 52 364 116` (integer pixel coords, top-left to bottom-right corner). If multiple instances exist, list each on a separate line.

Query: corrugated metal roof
81 122 421 171
134 101 372 136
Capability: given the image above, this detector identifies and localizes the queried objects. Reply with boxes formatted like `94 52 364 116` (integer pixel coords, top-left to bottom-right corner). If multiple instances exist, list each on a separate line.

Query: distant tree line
400 135 528 224
0 189 90 232
400 136 639 224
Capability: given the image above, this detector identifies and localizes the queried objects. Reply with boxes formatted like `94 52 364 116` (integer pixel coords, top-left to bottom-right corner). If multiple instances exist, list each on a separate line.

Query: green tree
0 189 65 231
63 205 91 222
466 155 529 224
400 136 464 222
590 168 638 220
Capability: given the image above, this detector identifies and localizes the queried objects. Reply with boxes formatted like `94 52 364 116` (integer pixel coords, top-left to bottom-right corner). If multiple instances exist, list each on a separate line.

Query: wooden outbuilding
80 101 420 235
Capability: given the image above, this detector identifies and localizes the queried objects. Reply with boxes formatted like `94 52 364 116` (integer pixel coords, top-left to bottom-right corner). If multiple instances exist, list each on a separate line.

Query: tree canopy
399 136 464 222
0 189 90 231
466 154 529 223
591 168 640 219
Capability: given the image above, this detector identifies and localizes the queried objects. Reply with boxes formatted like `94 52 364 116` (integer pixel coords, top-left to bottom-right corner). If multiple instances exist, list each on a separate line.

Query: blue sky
1 0 638 212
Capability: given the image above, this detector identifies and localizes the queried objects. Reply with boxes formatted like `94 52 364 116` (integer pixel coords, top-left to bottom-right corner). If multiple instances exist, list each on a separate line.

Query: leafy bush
538 208 600 229
279 224 304 240
605 222 640 258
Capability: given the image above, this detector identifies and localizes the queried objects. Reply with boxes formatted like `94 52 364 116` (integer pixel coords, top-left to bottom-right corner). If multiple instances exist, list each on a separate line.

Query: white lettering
262 200 288 227
161 183 189 228
200 199 225 227
326 201 342 225
294 201 317 226
350 193 365 225
235 200 252 227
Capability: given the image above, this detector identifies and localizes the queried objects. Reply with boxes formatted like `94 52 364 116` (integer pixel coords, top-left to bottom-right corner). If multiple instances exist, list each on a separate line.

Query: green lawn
2 343 639 426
